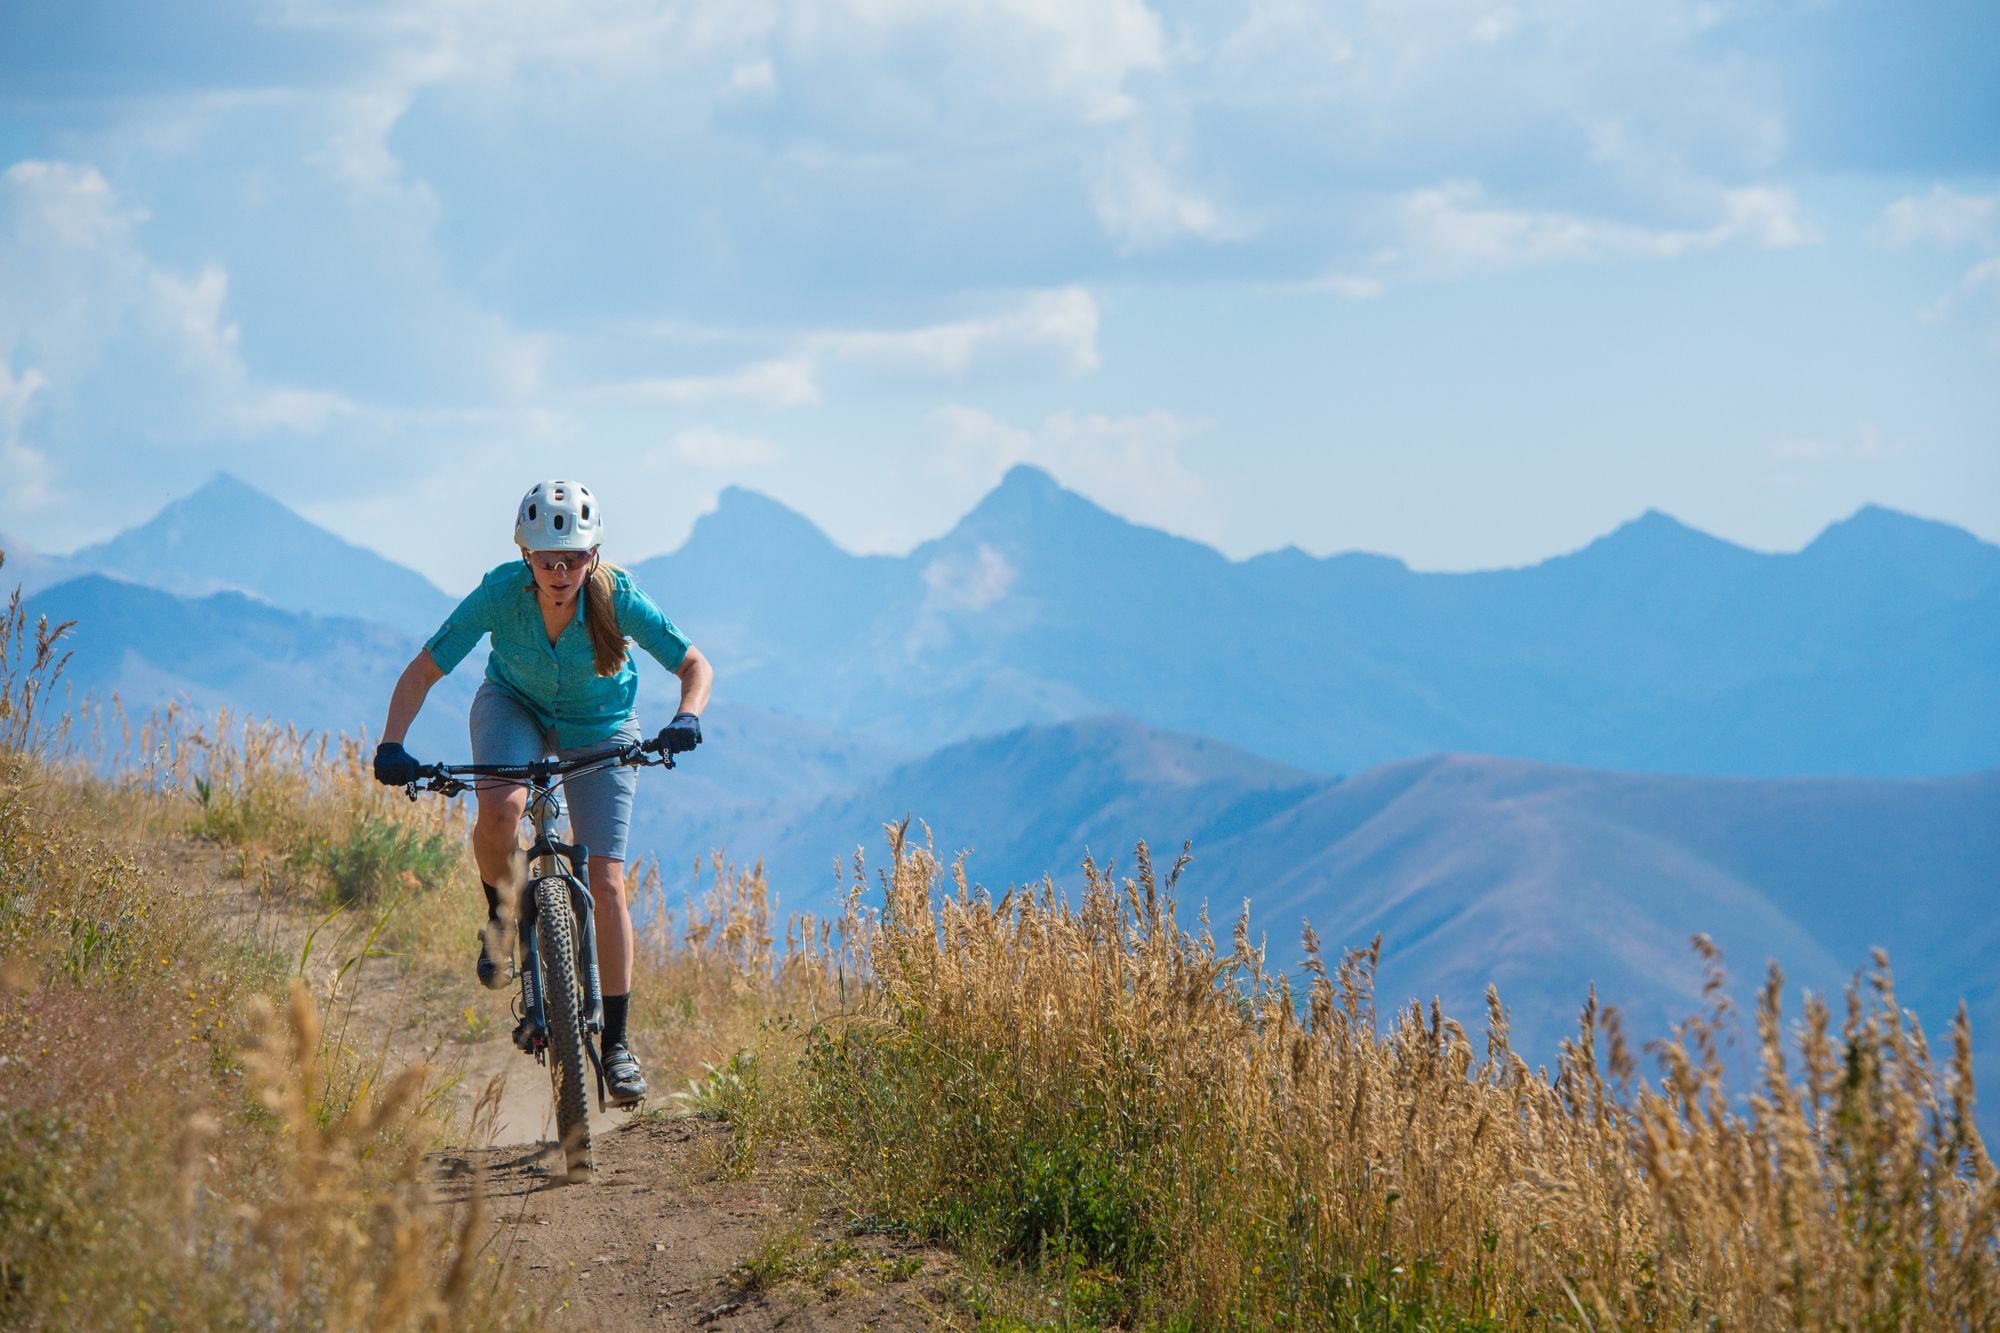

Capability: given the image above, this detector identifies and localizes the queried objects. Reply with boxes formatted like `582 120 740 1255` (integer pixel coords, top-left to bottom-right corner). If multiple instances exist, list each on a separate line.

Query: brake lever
403 771 466 800
624 740 676 769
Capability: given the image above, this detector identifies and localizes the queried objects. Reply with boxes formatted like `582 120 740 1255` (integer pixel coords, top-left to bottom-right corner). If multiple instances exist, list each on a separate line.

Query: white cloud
728 58 776 95
602 287 1102 406
1960 257 2000 295
317 85 419 190
1207 0 1356 103
934 403 1219 542
813 286 1101 378
1469 7 1521 45
1304 272 1386 300
659 425 782 469
799 0 1166 125
1878 188 2000 343
1920 256 2000 328
920 541 1015 613
163 0 1821 314
1769 422 1908 464
281 0 1165 196
1873 187 1998 252
0 365 60 510
0 159 356 524
1390 179 1814 276
611 356 822 408
231 386 363 433
1090 131 1244 252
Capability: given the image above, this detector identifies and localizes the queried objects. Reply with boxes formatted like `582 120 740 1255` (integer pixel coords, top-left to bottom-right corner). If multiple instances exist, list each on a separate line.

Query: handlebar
402 734 675 800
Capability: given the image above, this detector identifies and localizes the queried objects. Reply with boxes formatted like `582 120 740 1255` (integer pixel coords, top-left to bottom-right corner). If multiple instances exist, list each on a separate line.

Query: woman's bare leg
472 784 527 909
587 855 632 995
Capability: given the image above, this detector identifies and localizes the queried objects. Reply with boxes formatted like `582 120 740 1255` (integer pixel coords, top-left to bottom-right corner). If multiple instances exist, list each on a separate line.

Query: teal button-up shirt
424 561 693 747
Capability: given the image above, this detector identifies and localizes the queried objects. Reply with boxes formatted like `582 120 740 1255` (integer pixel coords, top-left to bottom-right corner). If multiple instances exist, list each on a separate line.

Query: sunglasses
528 550 597 574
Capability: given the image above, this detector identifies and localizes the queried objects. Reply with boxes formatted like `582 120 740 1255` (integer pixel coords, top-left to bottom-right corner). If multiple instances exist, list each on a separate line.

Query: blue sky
3 0 1996 591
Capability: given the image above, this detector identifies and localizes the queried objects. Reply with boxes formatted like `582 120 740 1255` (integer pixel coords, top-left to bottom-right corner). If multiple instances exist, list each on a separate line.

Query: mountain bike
400 734 677 1183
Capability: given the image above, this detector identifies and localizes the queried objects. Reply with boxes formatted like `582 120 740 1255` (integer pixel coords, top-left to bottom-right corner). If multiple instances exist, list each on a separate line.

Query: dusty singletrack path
168 837 966 1330
433 1113 958 1329
434 1009 963 1329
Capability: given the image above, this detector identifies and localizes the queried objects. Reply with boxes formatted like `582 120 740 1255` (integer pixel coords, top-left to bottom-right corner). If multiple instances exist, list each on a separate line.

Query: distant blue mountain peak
191 470 276 505
1800 502 2000 599
952 465 1153 548
714 484 803 516
68 472 452 635
682 486 845 558
1808 502 1995 555
996 462 1063 495
1560 508 1754 569
972 464 1096 517
83 471 313 555
1607 507 1718 544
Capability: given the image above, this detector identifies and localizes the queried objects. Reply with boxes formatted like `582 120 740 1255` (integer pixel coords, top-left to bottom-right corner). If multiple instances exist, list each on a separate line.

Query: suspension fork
513 784 606 1049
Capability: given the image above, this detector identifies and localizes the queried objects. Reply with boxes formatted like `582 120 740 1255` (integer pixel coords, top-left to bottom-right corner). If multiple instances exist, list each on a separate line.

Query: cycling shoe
604 1042 647 1106
476 921 510 991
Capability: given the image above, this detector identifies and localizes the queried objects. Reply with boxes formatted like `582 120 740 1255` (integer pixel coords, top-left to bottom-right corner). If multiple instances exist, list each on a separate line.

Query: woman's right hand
373 741 422 786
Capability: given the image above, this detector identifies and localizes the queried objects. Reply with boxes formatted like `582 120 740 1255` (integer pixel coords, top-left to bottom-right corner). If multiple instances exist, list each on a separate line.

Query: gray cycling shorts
468 681 640 863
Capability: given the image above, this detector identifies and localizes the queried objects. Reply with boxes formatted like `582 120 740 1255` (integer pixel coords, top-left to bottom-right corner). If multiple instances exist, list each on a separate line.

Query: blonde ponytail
585 561 628 676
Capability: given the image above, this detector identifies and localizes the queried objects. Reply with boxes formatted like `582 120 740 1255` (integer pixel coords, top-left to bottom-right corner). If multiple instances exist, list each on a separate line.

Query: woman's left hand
657 712 703 754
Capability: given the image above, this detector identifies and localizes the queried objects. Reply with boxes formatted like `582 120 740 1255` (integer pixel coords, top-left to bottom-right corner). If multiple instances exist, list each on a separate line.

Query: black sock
602 993 630 1050
482 882 501 920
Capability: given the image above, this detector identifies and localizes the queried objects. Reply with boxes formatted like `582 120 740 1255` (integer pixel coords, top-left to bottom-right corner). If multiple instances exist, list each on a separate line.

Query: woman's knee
474 789 526 836
589 858 627 903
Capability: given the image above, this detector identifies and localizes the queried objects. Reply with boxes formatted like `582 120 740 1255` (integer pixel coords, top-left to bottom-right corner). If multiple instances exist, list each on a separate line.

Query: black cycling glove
373 741 422 786
658 712 703 754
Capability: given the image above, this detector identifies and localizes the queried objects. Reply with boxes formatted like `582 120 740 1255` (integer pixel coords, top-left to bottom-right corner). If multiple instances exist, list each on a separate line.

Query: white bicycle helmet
513 479 602 551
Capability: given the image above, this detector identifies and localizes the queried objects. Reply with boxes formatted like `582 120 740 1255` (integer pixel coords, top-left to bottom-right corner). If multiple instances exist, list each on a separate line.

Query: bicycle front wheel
532 875 593 1182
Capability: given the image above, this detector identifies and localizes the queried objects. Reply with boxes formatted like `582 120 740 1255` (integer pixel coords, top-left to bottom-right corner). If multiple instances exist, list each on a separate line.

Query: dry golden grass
0 563 526 1330
780 824 1999 1329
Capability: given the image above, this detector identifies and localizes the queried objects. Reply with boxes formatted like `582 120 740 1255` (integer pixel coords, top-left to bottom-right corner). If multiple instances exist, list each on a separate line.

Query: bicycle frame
407 738 676 1116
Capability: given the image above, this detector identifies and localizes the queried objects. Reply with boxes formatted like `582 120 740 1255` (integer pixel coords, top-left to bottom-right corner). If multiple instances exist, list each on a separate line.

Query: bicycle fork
513 824 612 1111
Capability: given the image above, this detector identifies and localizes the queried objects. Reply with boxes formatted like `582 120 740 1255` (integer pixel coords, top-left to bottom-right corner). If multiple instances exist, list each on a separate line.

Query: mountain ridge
27 468 2000 780
66 472 455 637
634 470 1999 777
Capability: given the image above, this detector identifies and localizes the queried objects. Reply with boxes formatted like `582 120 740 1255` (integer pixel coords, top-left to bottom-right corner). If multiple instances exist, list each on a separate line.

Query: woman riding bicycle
371 479 712 1106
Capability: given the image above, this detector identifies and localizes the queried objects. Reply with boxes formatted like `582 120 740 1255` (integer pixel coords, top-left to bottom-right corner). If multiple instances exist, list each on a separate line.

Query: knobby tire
533 875 593 1182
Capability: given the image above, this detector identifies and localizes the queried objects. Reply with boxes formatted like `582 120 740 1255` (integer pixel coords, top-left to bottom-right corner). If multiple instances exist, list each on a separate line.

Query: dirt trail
433 1116 958 1329
169 838 966 1330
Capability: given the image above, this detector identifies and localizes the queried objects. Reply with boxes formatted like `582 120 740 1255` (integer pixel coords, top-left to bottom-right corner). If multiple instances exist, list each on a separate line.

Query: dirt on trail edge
176 837 969 1331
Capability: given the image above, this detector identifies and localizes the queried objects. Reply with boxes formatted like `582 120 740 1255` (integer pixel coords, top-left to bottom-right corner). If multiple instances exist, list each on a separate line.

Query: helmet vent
553 514 566 530
581 503 591 520
527 502 537 521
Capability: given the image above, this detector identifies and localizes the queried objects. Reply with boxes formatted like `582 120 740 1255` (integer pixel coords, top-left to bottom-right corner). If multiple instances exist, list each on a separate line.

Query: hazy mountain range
14 472 1998 1122
28 468 2000 779
631 465 2000 778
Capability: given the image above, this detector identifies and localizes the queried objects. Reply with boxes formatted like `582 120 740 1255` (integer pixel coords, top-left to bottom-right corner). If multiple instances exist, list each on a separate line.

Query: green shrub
188 769 307 849
315 815 460 906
